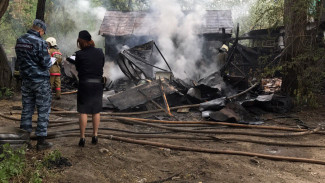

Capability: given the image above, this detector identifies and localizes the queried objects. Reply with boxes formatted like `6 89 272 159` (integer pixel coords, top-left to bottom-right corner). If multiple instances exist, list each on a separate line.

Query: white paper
50 57 57 66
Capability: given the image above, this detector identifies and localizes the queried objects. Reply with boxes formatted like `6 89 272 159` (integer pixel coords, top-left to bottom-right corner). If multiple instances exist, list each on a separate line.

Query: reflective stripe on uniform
50 73 61 76
51 51 62 57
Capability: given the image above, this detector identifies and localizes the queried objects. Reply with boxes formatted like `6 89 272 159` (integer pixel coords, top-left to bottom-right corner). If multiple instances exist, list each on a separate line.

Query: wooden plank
107 79 177 110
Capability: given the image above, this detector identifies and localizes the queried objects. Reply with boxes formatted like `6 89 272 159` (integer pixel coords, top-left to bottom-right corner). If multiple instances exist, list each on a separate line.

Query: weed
0 144 26 183
0 144 70 182
0 87 14 99
42 150 62 168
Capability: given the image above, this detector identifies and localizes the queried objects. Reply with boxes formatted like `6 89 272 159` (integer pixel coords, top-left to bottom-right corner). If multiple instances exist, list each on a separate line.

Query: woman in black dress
75 30 105 147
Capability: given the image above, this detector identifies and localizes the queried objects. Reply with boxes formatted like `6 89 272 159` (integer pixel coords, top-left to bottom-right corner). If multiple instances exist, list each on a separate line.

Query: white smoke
140 0 207 79
47 0 120 80
105 61 125 81
46 0 257 82
77 0 106 20
47 0 106 56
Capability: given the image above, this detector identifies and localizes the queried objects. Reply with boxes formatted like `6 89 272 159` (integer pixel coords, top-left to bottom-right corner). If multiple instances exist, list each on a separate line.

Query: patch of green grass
0 144 26 183
0 144 68 182
42 150 62 169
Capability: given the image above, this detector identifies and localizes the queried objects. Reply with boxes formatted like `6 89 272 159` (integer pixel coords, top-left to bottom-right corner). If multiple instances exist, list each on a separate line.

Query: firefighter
217 44 229 67
46 37 63 99
15 19 53 150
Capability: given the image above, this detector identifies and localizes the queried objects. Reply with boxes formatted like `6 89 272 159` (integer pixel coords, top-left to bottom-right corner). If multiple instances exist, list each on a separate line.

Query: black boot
36 136 53 150
79 138 85 147
92 136 98 145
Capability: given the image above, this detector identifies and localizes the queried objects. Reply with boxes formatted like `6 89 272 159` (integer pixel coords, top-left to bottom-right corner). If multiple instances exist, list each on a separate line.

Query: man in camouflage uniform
15 19 53 150
46 37 62 99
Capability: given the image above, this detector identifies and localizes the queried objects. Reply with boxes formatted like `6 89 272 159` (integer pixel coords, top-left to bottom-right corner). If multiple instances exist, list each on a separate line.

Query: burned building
98 10 234 62
241 26 285 51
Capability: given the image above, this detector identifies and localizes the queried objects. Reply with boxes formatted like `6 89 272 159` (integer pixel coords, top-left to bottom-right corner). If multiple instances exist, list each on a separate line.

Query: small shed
241 26 285 51
99 10 234 61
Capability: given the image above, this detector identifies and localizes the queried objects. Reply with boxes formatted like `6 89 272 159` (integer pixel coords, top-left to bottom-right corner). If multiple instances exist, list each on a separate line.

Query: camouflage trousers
21 79 52 136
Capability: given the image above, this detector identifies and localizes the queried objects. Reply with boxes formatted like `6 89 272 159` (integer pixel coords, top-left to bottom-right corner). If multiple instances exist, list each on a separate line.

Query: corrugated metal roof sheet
99 10 233 36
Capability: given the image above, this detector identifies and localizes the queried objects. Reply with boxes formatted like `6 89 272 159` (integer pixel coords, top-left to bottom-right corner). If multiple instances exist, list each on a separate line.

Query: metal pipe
153 42 172 72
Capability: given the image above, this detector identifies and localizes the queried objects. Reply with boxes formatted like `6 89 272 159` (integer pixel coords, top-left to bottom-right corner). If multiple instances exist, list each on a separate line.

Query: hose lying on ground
37 130 325 148
1 112 319 133
2 113 324 136
114 117 322 138
60 90 78 95
108 116 316 132
0 113 76 123
4 104 200 116
108 135 325 165
30 132 325 166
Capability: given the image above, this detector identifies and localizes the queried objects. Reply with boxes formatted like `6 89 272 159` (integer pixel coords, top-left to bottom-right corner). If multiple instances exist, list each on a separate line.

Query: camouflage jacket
49 47 62 75
15 29 51 82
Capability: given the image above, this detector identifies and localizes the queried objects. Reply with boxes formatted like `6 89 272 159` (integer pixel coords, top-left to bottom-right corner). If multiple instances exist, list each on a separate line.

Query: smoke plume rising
46 0 122 80
140 0 207 80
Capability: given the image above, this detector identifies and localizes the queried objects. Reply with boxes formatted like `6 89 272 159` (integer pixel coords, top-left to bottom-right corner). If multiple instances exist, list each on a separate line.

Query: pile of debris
107 42 294 124
61 41 293 125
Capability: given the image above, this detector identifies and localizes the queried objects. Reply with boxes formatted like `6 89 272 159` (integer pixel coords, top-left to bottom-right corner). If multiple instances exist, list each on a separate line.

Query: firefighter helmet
46 37 57 46
221 44 229 52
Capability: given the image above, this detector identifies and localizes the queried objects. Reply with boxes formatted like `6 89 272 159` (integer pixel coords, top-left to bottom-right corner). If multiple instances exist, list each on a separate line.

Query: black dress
75 46 105 114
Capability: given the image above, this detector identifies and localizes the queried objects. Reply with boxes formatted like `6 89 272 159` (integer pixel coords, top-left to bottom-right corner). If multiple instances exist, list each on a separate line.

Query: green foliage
291 48 325 107
42 150 62 168
30 170 43 183
250 0 284 29
90 0 149 11
0 0 38 56
0 87 13 99
278 47 325 107
0 144 67 182
0 144 26 183
250 0 320 30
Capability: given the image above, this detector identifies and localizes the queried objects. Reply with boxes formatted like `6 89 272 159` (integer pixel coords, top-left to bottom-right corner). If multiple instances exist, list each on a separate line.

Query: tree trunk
281 0 308 95
128 0 132 10
283 0 308 58
0 45 13 88
0 0 9 19
0 0 13 89
36 0 46 21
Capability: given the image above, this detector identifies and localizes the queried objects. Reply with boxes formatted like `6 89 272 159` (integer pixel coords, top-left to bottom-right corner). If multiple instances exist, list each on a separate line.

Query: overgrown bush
292 47 325 107
0 144 26 183
256 47 325 107
0 144 69 182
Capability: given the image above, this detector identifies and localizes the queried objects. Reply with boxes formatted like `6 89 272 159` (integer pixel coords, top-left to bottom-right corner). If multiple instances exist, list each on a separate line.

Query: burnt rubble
60 40 293 124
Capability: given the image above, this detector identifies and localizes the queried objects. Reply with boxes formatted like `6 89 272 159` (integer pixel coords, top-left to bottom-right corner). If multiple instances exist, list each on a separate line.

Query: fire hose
113 117 322 138
29 132 325 166
1 113 325 135
5 104 201 116
3 113 325 164
38 129 325 148
106 116 315 132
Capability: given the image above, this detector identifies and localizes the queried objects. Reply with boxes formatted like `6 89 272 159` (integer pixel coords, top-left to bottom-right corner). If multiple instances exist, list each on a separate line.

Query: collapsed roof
99 10 234 36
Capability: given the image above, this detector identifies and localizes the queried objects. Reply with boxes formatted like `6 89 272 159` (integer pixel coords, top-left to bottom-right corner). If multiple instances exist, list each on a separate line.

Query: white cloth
50 57 57 66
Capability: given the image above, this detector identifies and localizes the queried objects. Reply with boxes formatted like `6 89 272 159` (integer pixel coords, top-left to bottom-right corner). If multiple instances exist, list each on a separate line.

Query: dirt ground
1 94 325 183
